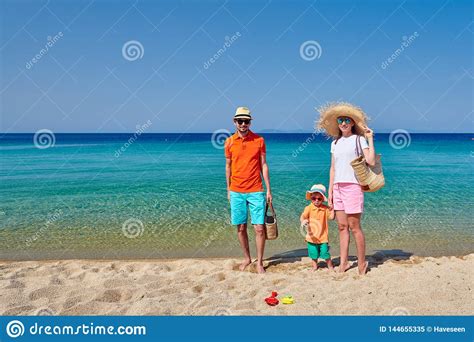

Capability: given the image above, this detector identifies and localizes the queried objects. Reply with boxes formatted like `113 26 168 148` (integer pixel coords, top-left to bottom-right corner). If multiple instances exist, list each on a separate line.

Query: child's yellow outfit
301 203 331 259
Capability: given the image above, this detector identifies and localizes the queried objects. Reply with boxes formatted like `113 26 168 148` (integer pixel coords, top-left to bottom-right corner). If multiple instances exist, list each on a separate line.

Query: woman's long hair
334 125 357 144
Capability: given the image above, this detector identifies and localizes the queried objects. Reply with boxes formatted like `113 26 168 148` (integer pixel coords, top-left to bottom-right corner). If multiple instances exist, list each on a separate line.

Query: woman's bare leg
335 210 350 272
347 214 367 275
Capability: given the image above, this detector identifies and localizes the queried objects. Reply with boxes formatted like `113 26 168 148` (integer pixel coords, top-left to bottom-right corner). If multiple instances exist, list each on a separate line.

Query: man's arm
261 154 272 203
226 157 231 201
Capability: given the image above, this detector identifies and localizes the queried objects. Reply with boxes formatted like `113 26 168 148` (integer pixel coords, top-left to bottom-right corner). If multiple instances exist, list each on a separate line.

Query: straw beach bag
351 136 385 192
265 202 278 240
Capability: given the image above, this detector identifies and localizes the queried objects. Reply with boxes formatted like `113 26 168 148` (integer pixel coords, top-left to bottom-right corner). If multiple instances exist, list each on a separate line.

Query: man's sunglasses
311 196 324 201
337 117 352 125
235 119 250 125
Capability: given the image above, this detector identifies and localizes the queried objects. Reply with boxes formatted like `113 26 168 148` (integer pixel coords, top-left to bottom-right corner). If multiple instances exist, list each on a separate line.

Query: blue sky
0 0 472 133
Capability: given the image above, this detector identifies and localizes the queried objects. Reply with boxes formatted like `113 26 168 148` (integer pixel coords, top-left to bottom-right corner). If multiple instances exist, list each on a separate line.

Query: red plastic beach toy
264 291 279 306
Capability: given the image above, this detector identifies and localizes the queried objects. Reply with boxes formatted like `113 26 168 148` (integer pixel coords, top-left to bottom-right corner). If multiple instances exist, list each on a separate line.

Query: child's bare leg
311 259 318 271
326 259 335 271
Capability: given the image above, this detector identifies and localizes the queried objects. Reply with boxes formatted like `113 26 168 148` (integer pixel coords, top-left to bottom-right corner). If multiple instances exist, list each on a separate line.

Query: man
224 106 272 274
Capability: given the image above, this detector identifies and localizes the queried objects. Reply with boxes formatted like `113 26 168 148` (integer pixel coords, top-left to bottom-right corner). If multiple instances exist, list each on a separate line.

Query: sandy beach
1 254 472 316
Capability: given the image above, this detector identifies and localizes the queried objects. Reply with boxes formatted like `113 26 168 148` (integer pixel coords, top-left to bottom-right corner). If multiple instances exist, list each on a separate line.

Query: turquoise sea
0 133 472 260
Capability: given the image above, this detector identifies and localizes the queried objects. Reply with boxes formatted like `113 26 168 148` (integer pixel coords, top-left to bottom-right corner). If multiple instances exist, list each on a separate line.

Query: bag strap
265 201 276 218
355 135 363 157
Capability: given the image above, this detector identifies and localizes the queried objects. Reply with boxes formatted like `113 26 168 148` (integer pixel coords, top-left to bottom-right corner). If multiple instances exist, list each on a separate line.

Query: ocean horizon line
1 131 472 135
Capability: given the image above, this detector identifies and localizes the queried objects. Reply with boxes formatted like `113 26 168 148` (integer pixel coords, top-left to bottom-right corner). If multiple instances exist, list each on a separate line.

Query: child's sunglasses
337 117 352 125
235 119 250 125
311 196 324 201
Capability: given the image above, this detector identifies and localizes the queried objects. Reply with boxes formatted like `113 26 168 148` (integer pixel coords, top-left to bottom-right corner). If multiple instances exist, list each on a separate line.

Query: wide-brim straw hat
316 102 369 138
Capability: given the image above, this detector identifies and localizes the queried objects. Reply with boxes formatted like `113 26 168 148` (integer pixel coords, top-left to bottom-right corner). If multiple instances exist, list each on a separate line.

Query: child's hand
300 219 309 227
328 194 333 209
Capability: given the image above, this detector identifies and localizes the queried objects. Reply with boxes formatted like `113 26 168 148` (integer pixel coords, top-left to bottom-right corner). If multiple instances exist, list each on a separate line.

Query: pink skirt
333 182 364 214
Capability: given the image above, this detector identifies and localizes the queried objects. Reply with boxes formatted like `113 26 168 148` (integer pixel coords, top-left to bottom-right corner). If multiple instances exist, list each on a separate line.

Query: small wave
0 144 103 151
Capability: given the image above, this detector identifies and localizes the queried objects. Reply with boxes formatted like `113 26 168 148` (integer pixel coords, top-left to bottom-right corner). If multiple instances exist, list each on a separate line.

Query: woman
317 102 376 275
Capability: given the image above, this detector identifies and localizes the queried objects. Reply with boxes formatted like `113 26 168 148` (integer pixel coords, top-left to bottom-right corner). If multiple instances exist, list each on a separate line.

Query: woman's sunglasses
235 119 250 125
337 117 352 125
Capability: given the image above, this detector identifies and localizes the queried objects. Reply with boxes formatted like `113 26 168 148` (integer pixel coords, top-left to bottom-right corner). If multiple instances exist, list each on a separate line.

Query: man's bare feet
239 259 252 271
256 263 266 274
358 261 368 275
337 263 350 273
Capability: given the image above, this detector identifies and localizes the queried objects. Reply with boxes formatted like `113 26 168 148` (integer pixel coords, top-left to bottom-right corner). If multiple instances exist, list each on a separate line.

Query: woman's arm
328 153 335 209
362 127 376 166
328 209 335 220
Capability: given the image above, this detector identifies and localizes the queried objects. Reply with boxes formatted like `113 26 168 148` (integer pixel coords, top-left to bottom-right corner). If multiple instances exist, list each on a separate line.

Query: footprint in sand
248 289 258 297
215 272 226 281
144 280 163 290
49 277 64 285
144 290 161 298
94 289 135 303
153 264 172 273
10 271 27 279
28 286 61 301
202 272 226 282
94 289 123 303
272 278 286 286
61 301 103 315
5 279 25 289
192 285 204 294
102 278 131 289
234 300 256 311
3 305 36 315
63 296 84 310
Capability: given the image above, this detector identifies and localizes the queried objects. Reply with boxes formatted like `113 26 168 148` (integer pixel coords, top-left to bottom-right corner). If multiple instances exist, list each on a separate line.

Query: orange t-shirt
224 131 266 193
301 204 330 244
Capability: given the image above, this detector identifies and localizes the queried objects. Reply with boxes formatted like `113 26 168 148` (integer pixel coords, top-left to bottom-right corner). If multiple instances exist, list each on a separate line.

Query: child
300 184 335 271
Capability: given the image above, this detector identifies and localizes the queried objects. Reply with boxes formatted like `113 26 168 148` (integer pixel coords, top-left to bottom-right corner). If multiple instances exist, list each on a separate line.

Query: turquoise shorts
229 191 265 225
307 242 331 260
